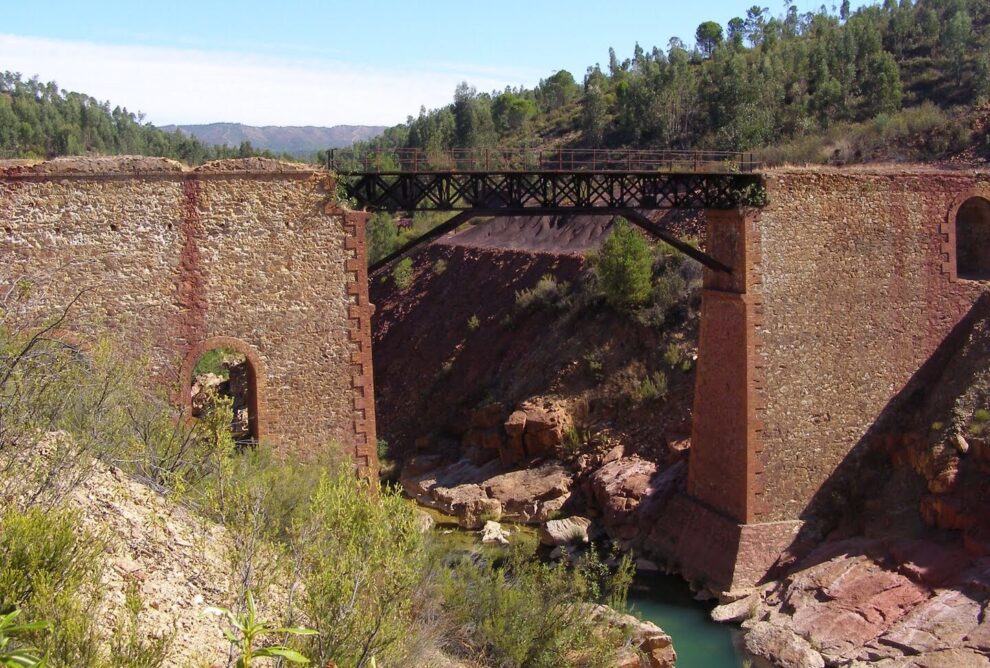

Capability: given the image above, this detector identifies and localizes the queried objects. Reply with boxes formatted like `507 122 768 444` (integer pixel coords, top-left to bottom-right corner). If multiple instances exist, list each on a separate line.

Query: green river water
627 574 746 667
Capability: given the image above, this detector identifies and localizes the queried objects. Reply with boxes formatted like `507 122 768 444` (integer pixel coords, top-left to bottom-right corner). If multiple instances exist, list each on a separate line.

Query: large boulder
400 457 505 529
484 463 573 523
504 410 527 437
586 604 676 668
432 485 502 529
744 622 825 668
589 456 660 540
516 398 575 459
400 457 572 527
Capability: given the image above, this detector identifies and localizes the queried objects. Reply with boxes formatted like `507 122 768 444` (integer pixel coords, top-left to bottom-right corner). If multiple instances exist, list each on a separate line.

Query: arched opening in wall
956 196 990 280
189 346 260 447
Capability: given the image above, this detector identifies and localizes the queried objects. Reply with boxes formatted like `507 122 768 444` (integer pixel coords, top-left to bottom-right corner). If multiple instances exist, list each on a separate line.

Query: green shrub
432 259 448 275
0 506 105 667
633 371 669 402
0 609 47 668
367 213 399 265
0 507 103 615
206 592 315 667
439 538 632 667
467 314 481 331
292 469 427 668
594 219 653 312
192 347 241 379
515 274 573 311
663 344 683 368
392 258 414 290
583 351 605 383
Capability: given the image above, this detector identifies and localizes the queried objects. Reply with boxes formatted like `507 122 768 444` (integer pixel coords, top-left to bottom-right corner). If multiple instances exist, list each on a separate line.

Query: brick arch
179 336 267 443
944 190 990 282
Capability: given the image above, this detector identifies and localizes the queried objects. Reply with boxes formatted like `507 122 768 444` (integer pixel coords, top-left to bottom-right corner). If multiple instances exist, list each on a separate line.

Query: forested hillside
160 122 386 157
0 72 292 163
364 0 990 163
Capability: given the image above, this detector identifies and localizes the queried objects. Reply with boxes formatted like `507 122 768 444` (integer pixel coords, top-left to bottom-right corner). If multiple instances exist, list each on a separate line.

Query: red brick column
688 208 768 523
340 209 379 478
650 207 798 593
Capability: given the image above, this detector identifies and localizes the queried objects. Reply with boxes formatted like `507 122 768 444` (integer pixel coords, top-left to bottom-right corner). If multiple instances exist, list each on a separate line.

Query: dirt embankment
371 212 701 457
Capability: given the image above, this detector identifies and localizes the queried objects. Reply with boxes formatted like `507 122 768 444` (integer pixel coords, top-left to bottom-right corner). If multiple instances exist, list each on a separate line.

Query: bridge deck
331 149 766 212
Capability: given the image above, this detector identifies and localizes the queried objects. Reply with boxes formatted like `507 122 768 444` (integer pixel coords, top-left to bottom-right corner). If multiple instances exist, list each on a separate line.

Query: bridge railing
329 148 760 174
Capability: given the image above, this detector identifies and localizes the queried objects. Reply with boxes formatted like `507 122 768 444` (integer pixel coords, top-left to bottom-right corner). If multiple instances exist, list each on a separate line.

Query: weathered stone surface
868 587 990 659
400 457 572 526
586 604 676 668
400 457 505 528
1 158 372 467
504 410 527 437
483 462 572 523
757 170 990 523
781 553 929 659
744 621 825 668
468 402 507 430
517 398 574 458
589 456 659 539
433 485 502 529
740 536 990 666
539 516 592 546
711 592 758 623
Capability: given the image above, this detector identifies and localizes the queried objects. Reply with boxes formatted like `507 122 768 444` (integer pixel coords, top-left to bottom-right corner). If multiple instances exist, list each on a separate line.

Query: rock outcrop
400 456 573 528
586 604 677 668
539 516 592 546
717 537 990 667
462 398 579 467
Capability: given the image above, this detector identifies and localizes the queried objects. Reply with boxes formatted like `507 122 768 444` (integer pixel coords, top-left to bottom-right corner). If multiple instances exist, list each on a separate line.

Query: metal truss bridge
330 148 764 212
329 148 766 274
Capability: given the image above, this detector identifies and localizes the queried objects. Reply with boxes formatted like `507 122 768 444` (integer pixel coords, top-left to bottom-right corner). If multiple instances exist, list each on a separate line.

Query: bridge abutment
652 208 801 591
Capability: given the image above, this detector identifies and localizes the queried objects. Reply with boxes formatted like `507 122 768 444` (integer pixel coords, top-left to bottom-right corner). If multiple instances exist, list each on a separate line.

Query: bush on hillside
392 257 415 290
367 213 399 265
0 507 107 667
292 470 427 668
515 274 573 311
439 538 634 667
593 219 653 312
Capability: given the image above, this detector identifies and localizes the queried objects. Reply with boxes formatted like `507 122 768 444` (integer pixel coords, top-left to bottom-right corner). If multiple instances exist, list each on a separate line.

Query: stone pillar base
649 493 802 594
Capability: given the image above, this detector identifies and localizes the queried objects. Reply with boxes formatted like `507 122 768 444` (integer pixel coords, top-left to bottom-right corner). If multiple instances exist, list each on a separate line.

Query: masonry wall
0 157 376 472
757 168 990 522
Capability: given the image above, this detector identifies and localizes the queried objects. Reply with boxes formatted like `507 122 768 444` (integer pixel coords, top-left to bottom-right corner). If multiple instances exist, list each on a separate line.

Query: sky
1 0 875 128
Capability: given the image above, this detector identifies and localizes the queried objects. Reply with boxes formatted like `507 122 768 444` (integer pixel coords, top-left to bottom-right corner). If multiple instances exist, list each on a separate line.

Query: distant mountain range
160 122 386 156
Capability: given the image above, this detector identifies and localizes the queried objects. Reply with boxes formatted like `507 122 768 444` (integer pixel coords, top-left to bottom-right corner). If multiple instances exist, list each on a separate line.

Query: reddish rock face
730 535 990 667
504 410 527 437
589 457 659 538
783 556 929 657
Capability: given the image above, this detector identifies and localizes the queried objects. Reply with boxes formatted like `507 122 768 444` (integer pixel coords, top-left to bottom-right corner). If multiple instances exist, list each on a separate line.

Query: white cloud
0 34 538 126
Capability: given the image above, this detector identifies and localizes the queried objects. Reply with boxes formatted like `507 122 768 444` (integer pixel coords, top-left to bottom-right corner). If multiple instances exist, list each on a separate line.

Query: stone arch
179 336 266 443
950 192 990 281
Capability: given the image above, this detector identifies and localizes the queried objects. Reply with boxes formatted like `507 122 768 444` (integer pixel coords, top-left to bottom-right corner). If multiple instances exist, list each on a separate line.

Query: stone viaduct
0 157 376 473
3 156 989 592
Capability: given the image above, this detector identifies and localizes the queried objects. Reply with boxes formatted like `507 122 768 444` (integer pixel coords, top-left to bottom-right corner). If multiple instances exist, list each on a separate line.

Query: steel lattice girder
343 171 763 211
